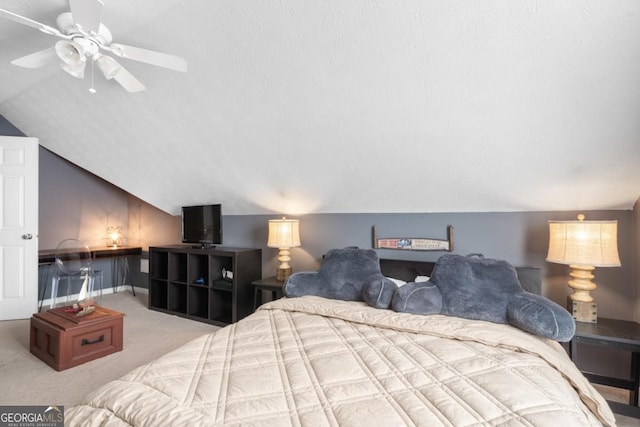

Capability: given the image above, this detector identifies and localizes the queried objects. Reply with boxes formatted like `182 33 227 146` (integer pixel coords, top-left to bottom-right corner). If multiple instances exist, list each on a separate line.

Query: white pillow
415 275 430 283
386 277 407 287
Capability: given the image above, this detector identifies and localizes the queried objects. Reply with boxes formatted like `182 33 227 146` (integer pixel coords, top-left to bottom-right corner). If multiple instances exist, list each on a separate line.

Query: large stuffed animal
391 253 575 341
285 249 575 342
285 248 397 309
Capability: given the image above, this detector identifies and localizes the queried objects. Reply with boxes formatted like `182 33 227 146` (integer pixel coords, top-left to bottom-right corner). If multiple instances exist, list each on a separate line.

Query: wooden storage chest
30 306 124 371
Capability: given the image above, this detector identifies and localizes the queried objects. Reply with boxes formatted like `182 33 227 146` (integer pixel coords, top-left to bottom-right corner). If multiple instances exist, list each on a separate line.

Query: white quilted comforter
66 296 615 426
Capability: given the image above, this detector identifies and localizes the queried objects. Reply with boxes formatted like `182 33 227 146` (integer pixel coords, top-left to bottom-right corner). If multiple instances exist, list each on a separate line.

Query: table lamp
267 217 301 282
546 214 620 323
106 225 124 248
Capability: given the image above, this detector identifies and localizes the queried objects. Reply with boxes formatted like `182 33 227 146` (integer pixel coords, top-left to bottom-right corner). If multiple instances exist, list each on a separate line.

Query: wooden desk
570 317 640 418
38 246 142 264
38 246 142 311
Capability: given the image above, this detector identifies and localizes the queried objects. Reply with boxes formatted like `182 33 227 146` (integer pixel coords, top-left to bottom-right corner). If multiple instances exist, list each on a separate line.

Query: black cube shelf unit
149 245 262 326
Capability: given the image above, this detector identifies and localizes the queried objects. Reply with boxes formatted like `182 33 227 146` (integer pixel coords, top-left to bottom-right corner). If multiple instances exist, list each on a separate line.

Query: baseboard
39 285 148 311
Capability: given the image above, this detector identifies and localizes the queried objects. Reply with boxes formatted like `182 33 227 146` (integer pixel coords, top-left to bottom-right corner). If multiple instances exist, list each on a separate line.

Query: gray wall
0 115 24 136
635 198 640 322
39 148 130 249
224 211 635 320
37 148 131 300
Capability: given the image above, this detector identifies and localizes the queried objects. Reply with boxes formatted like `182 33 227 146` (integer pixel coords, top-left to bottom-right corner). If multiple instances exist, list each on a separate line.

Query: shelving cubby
168 282 188 313
168 252 188 283
149 250 169 310
188 253 209 285
149 279 168 309
148 245 262 326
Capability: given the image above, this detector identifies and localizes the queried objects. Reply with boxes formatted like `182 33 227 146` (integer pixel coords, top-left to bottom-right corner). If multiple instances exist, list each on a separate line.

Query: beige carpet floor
0 290 216 408
0 291 637 426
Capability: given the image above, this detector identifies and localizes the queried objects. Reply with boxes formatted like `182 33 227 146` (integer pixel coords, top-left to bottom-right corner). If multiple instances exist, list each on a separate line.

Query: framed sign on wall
372 225 453 252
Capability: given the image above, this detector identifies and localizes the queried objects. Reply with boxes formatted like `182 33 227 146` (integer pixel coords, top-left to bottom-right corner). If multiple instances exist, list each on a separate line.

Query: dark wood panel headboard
379 258 436 283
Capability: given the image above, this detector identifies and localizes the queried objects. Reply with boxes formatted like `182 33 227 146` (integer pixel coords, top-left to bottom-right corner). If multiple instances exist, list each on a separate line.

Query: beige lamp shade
546 214 620 309
267 217 301 282
547 216 620 267
267 218 301 249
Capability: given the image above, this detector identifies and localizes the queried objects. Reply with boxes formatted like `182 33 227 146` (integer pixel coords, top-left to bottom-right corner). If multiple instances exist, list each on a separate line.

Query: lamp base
568 297 597 323
276 267 292 282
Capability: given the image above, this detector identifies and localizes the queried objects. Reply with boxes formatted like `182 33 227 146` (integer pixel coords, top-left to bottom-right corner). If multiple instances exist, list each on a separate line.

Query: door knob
22 234 33 240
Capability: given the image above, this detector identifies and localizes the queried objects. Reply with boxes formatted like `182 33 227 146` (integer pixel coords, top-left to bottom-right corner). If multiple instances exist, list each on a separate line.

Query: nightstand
252 276 285 310
569 317 640 418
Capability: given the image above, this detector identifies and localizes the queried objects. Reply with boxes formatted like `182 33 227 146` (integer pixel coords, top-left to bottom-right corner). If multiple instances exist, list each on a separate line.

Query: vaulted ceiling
1 0 639 215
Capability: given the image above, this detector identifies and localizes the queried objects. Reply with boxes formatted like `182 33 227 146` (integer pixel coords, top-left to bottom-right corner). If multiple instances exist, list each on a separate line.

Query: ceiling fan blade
69 0 104 35
112 65 146 93
11 47 58 69
0 8 65 37
107 43 188 72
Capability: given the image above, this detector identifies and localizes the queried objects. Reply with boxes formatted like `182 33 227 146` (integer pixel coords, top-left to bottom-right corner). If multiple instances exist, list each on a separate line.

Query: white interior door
0 136 38 320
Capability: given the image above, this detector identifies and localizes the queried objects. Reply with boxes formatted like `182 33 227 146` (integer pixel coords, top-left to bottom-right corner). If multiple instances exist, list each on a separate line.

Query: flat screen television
181 204 222 248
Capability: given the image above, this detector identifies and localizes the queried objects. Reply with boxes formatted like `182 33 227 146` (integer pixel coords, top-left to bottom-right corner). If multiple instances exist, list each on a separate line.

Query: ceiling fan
0 0 188 93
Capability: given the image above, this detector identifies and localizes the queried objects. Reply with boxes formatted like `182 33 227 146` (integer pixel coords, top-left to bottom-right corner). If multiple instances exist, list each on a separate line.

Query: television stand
149 245 262 325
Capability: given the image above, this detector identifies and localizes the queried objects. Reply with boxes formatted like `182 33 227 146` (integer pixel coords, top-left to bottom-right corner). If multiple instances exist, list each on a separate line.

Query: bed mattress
66 296 615 426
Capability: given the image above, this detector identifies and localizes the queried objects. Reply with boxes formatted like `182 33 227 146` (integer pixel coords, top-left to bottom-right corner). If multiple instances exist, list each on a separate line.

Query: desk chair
50 239 103 309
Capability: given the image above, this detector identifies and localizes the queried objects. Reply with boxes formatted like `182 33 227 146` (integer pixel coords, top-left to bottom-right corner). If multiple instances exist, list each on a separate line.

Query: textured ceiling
1 0 639 215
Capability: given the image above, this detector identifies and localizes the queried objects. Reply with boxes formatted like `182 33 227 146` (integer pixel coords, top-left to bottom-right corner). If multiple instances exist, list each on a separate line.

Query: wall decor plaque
372 225 453 252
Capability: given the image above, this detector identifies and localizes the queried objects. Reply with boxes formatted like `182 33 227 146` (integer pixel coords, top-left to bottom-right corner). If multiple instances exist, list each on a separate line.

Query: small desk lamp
546 214 620 323
267 217 301 282
106 225 124 248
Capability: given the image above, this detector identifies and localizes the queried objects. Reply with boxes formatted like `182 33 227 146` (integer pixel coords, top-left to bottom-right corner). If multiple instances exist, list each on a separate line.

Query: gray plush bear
392 254 575 342
285 248 398 308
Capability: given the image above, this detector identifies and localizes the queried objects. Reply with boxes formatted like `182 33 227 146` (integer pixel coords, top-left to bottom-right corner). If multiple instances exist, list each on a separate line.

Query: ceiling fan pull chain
89 59 96 93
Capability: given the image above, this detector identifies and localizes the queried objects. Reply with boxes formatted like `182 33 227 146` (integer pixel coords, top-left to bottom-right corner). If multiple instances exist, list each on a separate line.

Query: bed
65 258 615 426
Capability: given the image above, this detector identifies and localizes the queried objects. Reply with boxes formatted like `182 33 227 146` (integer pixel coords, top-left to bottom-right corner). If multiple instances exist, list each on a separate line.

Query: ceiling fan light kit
62 61 86 79
56 39 97 80
0 1 187 93
55 40 82 63
94 54 121 80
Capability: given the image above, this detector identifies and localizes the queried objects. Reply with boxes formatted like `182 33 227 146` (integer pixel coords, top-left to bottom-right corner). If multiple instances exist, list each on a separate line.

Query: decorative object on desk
372 225 453 251
64 303 96 317
105 225 125 248
546 214 621 323
267 217 301 282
